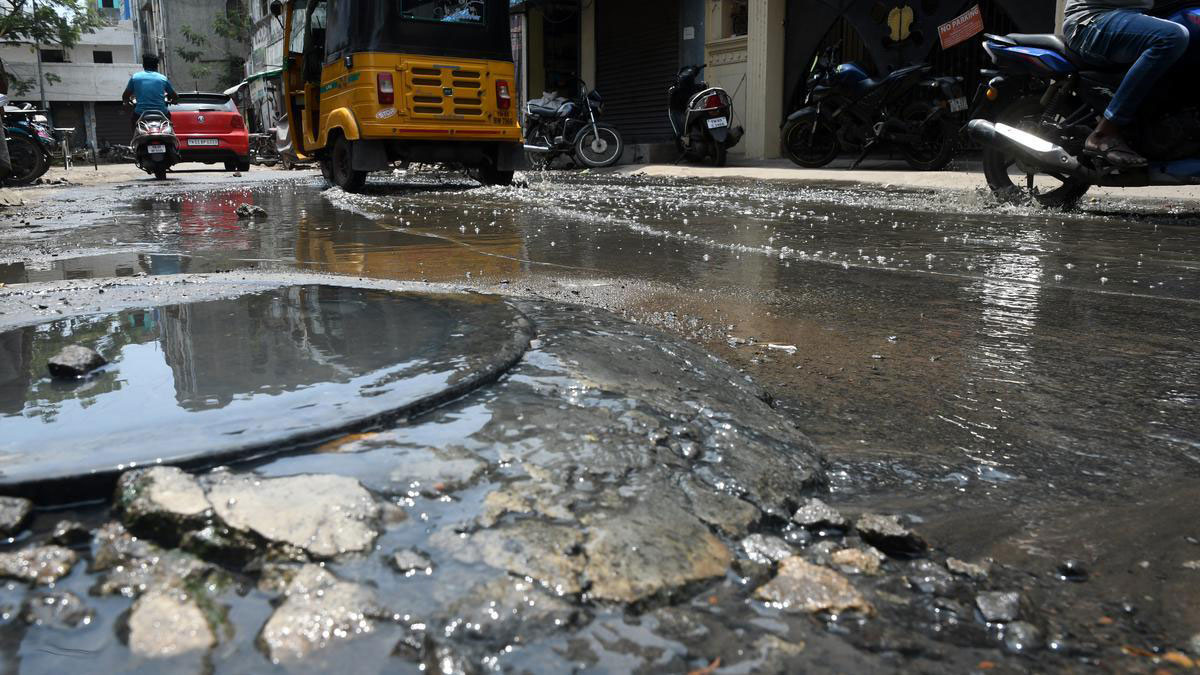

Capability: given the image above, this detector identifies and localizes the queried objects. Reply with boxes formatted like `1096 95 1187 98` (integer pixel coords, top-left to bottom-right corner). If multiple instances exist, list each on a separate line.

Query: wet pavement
1 168 1199 671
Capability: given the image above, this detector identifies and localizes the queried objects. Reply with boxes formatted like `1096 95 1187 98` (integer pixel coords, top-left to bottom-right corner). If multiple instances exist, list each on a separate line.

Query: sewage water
0 284 529 494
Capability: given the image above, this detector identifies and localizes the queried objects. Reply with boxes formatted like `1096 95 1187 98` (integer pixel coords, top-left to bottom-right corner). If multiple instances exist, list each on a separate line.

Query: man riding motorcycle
1063 0 1190 167
121 53 178 134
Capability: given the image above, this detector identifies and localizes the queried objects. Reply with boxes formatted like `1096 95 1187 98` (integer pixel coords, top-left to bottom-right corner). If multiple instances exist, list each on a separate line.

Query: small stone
976 591 1021 622
234 203 265 218
741 534 793 565
906 559 956 595
46 345 106 378
1163 652 1196 669
21 591 93 628
127 589 215 658
0 546 77 584
390 548 433 575
1188 632 1200 658
947 557 990 579
0 497 32 537
755 556 873 615
1181 560 1200 570
259 564 383 663
116 467 211 542
49 520 91 547
855 513 926 558
1003 620 1042 653
791 498 848 530
831 547 884 575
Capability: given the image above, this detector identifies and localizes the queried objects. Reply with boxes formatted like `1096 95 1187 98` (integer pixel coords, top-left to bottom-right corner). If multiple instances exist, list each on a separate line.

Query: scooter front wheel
573 124 623 168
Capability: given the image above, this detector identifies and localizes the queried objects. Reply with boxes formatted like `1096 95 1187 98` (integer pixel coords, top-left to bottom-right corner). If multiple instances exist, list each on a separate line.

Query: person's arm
122 79 134 107
164 79 178 105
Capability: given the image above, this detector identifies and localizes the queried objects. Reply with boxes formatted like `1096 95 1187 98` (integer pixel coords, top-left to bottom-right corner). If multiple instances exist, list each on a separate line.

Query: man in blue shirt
122 53 178 135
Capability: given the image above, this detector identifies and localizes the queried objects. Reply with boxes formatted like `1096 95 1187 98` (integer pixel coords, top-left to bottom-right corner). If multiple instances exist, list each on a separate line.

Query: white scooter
132 110 179 180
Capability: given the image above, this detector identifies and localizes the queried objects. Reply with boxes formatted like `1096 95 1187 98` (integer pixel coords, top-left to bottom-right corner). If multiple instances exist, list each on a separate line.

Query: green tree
0 0 104 96
175 1 251 90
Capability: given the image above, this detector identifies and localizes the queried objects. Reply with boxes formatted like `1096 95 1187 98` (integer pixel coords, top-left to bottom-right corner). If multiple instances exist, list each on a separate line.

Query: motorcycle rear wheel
2 136 47 186
981 96 1091 208
782 116 839 168
899 102 955 171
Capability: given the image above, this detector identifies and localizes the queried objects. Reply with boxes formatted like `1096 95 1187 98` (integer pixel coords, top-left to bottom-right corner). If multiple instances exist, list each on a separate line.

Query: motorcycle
966 2 1200 207
131 110 180 180
669 64 744 166
781 44 966 170
523 78 624 169
1 102 56 186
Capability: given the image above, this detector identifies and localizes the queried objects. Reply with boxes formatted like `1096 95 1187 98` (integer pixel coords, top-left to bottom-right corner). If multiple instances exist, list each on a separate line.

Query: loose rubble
0 496 32 537
127 589 216 658
46 344 106 378
754 556 873 615
0 545 77 584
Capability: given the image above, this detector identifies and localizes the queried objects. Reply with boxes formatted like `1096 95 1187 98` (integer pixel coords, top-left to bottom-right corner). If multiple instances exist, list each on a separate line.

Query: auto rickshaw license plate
707 117 729 129
148 144 166 154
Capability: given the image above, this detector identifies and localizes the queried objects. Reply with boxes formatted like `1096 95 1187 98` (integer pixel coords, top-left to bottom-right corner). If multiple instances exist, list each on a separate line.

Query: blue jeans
1067 10 1189 126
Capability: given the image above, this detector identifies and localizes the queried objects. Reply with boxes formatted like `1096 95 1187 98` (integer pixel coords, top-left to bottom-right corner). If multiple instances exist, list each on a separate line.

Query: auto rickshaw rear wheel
474 163 514 186
329 135 366 192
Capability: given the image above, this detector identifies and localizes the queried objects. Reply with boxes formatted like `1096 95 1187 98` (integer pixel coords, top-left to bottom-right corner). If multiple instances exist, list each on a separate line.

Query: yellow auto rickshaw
271 0 522 191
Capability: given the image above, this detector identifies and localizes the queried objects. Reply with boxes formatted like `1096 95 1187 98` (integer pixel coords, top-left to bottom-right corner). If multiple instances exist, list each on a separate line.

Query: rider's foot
1083 122 1146 168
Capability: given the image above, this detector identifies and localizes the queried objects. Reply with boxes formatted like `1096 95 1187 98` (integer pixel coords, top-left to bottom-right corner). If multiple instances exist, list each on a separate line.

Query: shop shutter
595 0 678 143
95 102 133 145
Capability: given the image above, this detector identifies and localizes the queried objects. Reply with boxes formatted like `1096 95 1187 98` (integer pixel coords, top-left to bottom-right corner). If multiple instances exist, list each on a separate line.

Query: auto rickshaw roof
326 0 512 62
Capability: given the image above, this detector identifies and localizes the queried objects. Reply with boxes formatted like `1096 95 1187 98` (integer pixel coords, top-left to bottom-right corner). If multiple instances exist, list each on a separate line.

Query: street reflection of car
169 93 251 172
272 0 522 191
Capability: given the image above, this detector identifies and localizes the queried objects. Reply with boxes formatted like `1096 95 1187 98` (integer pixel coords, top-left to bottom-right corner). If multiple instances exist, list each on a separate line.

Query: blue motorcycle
967 1 1200 207
2 103 56 186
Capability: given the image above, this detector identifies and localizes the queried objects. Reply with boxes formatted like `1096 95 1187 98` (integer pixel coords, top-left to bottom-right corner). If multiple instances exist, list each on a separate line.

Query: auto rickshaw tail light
378 73 395 105
496 80 512 110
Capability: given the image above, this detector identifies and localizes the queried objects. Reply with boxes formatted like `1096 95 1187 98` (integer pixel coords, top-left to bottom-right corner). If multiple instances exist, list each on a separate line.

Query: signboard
938 4 984 50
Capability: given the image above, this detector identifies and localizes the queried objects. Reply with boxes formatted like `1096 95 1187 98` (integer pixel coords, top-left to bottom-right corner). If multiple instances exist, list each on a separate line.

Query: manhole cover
0 284 531 498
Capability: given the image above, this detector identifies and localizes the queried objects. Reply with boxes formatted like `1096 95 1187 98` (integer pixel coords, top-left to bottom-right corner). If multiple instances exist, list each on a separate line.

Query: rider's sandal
1083 136 1148 169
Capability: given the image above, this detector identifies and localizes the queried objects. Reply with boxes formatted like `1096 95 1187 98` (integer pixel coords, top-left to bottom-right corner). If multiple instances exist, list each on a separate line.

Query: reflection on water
0 285 462 485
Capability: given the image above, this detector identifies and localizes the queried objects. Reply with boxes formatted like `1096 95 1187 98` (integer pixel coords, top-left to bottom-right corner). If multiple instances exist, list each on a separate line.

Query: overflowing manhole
0 284 531 499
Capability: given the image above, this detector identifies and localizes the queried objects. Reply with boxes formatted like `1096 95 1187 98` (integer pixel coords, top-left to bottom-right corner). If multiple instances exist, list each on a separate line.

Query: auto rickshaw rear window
400 0 485 25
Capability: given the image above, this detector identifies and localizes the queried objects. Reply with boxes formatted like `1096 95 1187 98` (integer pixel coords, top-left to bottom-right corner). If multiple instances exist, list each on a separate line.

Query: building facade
242 0 286 133
0 0 141 148
514 0 1059 162
138 0 248 94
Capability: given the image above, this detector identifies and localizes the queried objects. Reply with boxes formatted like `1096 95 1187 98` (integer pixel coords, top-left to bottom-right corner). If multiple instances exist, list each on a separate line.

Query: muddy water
4 170 1200 661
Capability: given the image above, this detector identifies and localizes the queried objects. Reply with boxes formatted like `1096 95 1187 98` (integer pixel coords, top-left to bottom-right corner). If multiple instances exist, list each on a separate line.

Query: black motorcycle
523 78 624 169
669 64 744 166
967 2 1200 207
782 44 966 170
1 101 56 186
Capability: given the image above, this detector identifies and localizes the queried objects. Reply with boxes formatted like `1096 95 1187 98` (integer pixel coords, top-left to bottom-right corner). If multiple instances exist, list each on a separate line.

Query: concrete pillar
527 8 545 99
84 102 98 153
744 0 785 159
580 0 596 88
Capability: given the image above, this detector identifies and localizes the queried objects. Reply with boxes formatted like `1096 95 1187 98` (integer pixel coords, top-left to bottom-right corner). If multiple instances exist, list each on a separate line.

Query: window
99 0 117 7
400 0 485 25
40 49 67 63
93 50 114 64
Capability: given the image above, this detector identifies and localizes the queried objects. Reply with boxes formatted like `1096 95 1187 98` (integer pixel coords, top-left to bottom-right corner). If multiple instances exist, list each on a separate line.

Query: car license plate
707 117 729 129
188 138 219 146
949 97 968 112
147 144 166 154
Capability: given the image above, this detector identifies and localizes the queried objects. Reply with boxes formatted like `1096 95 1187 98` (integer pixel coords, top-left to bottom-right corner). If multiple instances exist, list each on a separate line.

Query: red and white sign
938 4 984 50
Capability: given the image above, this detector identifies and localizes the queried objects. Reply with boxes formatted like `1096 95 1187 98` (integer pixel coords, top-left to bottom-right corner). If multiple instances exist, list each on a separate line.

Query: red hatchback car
169 93 251 171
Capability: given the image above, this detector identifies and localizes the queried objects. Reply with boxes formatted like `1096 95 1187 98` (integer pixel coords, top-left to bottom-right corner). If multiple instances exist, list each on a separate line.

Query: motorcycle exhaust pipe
522 144 552 154
968 119 1079 173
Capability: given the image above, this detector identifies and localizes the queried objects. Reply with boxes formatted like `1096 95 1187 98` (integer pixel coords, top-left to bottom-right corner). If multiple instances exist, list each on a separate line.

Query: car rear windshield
399 0 485 25
170 96 236 112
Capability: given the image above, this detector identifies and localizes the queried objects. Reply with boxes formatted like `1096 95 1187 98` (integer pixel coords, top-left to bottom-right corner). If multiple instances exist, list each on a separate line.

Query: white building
241 0 285 133
0 1 141 148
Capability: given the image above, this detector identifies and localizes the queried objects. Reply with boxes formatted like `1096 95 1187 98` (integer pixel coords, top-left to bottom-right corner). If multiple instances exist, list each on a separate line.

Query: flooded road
2 169 1199 668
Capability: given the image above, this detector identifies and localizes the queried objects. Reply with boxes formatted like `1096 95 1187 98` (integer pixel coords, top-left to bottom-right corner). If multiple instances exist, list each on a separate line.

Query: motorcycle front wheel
573 124 623 168
2 136 47 186
981 96 1091 208
899 102 956 171
782 115 839 168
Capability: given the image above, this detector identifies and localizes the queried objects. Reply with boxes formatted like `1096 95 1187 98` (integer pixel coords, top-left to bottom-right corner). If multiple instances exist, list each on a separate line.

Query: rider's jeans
1067 10 1189 126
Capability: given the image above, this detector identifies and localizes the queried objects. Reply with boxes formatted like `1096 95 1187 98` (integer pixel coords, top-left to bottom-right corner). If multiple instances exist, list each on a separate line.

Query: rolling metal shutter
595 0 679 143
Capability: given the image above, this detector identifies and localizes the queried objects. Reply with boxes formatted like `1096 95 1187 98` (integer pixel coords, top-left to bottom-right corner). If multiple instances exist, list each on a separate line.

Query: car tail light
378 72 394 105
231 115 245 130
496 80 511 110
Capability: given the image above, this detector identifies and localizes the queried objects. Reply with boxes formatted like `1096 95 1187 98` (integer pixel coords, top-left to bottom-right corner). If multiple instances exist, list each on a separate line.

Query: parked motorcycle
967 2 1200 207
523 79 624 169
1 102 56 186
132 110 180 180
669 64 744 166
781 44 966 170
